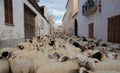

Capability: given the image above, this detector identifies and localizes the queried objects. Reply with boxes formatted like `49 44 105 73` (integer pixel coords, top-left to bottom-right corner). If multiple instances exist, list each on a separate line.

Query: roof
62 12 66 21
28 0 49 23
65 0 70 9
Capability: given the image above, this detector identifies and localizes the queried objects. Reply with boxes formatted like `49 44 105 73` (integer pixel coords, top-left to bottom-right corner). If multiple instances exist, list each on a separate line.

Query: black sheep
82 37 87 41
49 41 55 46
102 43 107 47
92 52 102 61
73 42 86 52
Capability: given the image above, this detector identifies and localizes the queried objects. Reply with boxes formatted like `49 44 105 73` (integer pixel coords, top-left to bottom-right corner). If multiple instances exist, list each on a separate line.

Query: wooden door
89 23 94 38
24 5 36 39
108 14 120 43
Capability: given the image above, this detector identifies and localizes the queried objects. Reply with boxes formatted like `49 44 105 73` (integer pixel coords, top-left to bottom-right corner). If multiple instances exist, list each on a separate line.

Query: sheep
85 58 120 72
0 47 17 54
1 50 34 73
17 42 32 50
73 42 87 52
95 59 120 72
33 57 58 72
17 49 40 61
79 67 89 73
88 71 120 73
0 59 10 73
10 49 39 62
83 50 94 57
0 52 10 73
0 55 2 59
33 57 50 72
73 53 88 66
65 42 81 58
91 52 103 61
9 56 33 73
58 55 70 62
54 48 68 56
36 60 80 73
85 58 100 71
48 52 61 59
107 52 118 59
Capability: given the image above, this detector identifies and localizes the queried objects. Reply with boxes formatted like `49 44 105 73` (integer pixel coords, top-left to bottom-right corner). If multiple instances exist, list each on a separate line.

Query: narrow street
0 0 120 73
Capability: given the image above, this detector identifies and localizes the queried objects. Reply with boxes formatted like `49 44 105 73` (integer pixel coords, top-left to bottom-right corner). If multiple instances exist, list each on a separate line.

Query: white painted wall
78 0 120 41
44 20 50 35
0 0 50 40
63 0 78 35
0 0 24 40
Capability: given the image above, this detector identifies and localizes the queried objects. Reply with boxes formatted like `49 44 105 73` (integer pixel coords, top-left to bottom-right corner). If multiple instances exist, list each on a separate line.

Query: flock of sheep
0 35 120 73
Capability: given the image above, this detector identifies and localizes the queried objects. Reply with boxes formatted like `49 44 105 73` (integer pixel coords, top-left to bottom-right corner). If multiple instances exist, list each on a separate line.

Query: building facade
47 14 55 36
0 0 50 48
55 25 63 35
78 0 120 43
62 0 78 36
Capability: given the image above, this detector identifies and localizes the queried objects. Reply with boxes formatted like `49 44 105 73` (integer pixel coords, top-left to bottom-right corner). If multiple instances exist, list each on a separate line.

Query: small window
89 23 94 38
4 0 13 26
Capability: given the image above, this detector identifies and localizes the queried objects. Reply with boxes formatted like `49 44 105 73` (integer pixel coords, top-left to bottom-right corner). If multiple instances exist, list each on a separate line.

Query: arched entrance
74 19 78 36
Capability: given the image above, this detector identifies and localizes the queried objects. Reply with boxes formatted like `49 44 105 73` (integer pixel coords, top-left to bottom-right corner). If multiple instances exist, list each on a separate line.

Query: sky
38 0 67 25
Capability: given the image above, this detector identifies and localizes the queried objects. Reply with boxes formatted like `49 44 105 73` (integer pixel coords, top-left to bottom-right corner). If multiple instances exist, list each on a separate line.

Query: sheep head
85 58 99 72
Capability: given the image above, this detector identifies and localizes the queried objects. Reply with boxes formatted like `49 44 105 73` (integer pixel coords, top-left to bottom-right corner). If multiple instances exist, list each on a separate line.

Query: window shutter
4 0 13 26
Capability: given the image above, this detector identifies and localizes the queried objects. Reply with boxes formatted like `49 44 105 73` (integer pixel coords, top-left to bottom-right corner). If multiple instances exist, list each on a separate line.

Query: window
4 0 13 26
82 0 97 16
89 23 94 38
108 15 120 43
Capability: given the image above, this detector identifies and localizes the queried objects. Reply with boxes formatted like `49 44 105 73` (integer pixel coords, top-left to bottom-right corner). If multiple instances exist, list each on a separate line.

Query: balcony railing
82 0 98 16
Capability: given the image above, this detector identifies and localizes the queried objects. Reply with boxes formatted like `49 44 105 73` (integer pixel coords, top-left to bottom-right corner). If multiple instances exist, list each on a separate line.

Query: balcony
82 0 98 16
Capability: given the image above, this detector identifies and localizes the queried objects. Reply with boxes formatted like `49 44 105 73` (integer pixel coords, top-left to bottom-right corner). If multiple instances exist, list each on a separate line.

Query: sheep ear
0 55 2 59
17 45 24 50
94 59 99 63
2 51 9 58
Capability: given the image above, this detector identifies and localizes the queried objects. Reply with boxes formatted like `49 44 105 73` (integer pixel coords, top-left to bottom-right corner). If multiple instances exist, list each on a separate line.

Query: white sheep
0 47 17 54
65 42 81 58
107 52 118 59
0 59 10 73
88 71 120 73
86 58 120 72
33 57 57 72
73 53 88 66
83 50 94 57
9 56 33 73
11 49 39 61
85 58 100 71
33 57 49 72
36 60 79 73
17 42 32 50
96 59 120 72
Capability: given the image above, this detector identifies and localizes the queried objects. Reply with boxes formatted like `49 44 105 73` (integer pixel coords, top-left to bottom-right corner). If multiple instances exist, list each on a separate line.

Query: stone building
78 0 120 43
62 0 78 36
0 0 50 48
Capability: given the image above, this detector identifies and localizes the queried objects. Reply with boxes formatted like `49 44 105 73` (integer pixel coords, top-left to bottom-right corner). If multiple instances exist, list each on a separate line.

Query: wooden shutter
4 0 13 25
89 23 94 38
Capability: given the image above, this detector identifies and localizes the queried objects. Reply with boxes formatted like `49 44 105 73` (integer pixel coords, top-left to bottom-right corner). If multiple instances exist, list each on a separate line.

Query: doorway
74 19 78 36
24 4 36 39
